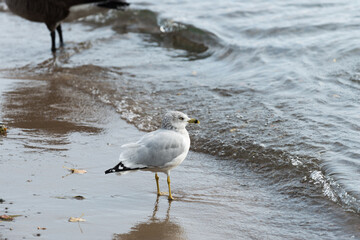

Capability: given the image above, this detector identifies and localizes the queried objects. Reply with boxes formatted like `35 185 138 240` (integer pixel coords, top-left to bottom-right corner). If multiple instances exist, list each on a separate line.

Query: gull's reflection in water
113 197 187 240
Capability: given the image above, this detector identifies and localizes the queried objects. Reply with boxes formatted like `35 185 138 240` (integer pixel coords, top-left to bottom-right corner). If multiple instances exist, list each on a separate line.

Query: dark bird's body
5 0 129 51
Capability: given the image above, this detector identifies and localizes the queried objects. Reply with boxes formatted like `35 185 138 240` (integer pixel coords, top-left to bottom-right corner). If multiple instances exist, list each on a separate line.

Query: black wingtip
105 168 115 174
105 162 126 174
105 162 147 174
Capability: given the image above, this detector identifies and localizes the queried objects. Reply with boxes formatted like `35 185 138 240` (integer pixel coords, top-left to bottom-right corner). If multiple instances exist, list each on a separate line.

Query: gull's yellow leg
155 173 161 195
155 173 168 196
167 175 174 200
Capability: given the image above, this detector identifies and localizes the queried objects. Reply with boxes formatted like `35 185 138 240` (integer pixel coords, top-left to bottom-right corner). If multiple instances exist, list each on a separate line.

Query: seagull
5 0 129 51
105 111 199 200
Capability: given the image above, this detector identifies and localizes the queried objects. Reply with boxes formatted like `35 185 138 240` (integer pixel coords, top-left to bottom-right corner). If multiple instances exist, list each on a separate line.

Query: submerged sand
0 77 185 239
1 76 360 240
0 77 241 240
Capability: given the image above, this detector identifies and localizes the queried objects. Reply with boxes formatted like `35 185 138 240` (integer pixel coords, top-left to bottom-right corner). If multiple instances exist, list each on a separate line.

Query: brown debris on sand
63 166 87 174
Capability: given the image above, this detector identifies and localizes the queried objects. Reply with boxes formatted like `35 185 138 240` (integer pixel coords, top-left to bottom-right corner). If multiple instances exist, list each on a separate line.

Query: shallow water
1 0 360 239
1 77 359 240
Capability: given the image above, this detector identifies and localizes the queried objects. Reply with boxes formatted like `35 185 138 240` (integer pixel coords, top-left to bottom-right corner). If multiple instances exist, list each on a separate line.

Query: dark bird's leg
50 30 56 52
56 25 64 47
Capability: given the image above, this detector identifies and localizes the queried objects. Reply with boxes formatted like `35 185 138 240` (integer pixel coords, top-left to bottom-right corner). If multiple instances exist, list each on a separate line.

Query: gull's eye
179 117 184 121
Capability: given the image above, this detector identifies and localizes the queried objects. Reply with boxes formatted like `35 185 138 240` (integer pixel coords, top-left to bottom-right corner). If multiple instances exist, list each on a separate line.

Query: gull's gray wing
119 129 187 169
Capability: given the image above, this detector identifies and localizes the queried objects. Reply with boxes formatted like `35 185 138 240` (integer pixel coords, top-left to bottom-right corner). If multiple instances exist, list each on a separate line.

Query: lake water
0 0 360 239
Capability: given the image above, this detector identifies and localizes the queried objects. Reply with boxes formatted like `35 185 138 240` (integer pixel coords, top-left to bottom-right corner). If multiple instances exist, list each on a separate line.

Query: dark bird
5 0 129 51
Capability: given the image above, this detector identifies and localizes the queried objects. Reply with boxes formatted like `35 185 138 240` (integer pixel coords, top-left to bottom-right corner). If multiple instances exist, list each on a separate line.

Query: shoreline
1 0 360 238
0 77 241 240
1 77 360 239
0 77 173 239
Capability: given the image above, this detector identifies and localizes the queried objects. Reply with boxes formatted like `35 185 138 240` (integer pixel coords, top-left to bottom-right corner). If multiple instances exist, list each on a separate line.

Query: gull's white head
161 111 199 131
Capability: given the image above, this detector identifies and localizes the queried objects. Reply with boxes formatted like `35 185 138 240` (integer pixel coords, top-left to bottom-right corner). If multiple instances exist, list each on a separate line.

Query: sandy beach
0 78 164 238
1 1 360 239
0 77 210 240
1 76 359 240
0 76 255 240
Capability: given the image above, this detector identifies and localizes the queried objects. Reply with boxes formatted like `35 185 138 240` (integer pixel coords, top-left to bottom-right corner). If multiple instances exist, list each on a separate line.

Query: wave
11 60 359 215
73 8 220 60
3 5 359 216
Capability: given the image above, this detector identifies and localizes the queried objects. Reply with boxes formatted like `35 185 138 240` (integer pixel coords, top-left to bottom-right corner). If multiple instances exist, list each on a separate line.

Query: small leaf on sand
0 215 21 221
63 166 87 174
0 124 7 135
73 195 85 200
68 216 86 222
54 196 67 200
72 169 87 174
0 215 13 221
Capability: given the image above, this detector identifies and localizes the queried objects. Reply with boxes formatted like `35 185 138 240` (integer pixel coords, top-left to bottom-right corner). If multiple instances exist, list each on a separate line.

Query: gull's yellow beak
188 118 200 124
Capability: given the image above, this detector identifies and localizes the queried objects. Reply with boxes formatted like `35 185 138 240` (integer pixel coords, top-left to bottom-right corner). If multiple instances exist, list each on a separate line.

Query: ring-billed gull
105 111 199 200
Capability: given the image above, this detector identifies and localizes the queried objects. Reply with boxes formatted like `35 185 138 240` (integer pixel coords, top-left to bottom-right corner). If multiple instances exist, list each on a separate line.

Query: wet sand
1 77 360 240
0 77 244 240
0 77 188 239
1 0 360 238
